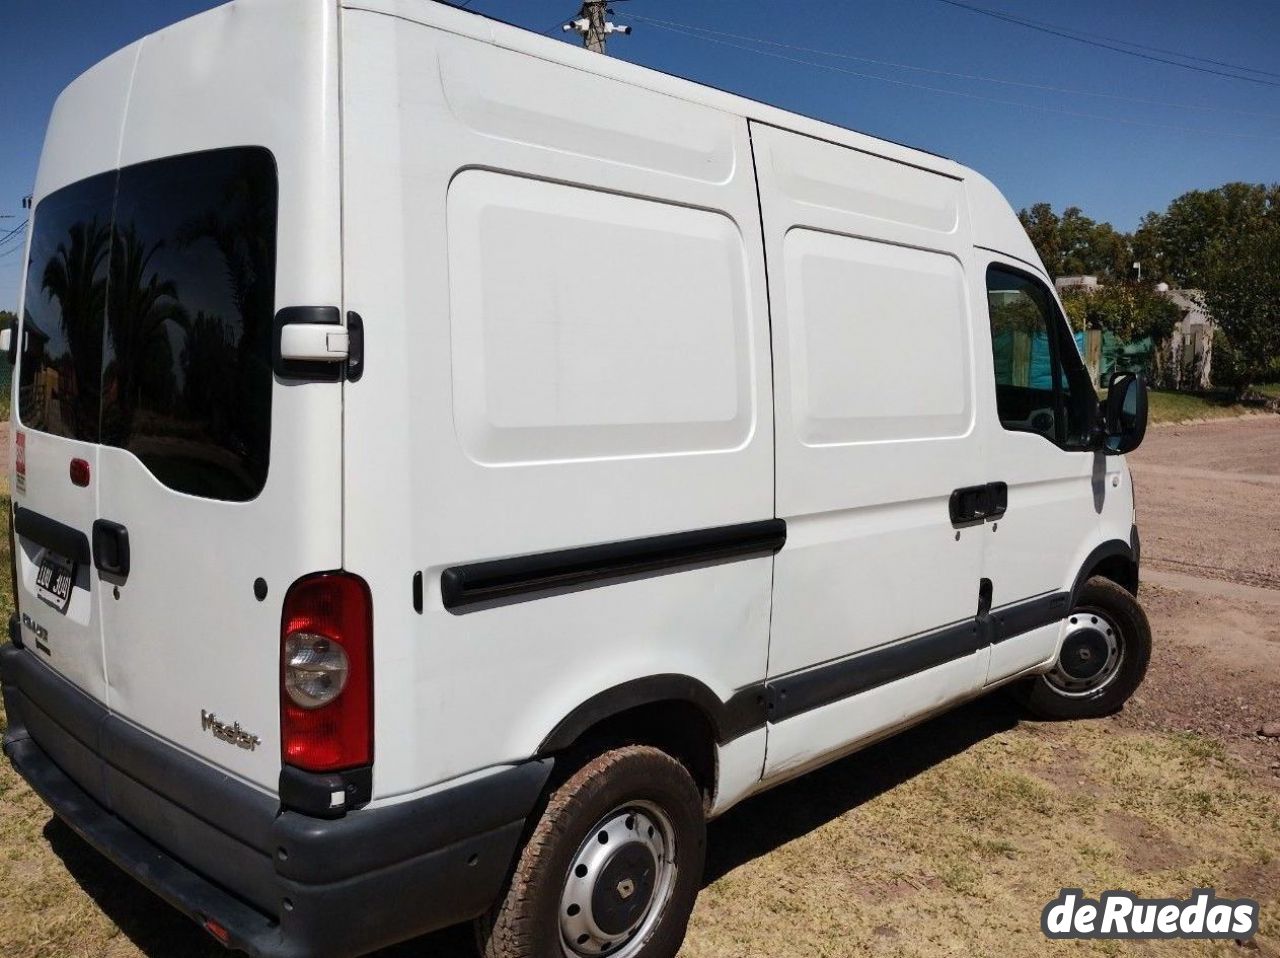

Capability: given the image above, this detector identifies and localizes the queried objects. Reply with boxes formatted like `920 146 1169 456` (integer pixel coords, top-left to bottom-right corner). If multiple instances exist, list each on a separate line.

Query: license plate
36 553 75 611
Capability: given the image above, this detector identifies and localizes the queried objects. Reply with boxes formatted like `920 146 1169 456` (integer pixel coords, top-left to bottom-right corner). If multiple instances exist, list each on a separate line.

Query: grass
1147 389 1259 424
681 718 1280 958
1144 382 1280 425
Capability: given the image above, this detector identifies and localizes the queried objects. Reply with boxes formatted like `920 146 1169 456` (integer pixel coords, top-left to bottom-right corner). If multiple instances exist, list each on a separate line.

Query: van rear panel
11 0 344 792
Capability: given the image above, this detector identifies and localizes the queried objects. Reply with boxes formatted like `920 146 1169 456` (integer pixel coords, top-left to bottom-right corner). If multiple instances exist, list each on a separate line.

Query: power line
629 14 1280 122
928 0 1280 89
631 20 1280 143
961 4 1280 80
0 220 26 246
0 223 28 257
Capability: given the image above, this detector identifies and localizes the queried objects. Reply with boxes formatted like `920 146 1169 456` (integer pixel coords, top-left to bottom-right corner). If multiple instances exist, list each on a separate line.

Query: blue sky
1 0 1277 310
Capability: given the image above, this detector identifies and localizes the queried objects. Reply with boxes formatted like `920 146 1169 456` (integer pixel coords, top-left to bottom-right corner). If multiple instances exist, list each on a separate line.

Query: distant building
1157 284 1214 390
1050 277 1214 390
1055 275 1100 293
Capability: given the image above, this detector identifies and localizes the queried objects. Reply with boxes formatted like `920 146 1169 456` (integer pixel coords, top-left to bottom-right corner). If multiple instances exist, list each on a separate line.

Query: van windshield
19 147 278 501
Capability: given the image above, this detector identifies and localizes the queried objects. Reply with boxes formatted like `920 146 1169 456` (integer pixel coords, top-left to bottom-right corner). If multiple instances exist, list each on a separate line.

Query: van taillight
280 572 373 772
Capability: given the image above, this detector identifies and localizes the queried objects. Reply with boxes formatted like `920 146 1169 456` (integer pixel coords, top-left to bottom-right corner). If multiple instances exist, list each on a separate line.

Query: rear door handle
92 520 130 580
14 507 92 564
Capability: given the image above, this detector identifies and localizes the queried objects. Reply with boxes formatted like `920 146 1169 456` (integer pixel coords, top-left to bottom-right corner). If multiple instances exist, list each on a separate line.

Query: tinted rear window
18 171 115 443
19 148 278 501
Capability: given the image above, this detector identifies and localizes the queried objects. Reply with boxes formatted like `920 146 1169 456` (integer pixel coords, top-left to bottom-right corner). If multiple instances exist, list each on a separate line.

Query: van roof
349 0 969 180
40 0 1045 276
346 1 1045 274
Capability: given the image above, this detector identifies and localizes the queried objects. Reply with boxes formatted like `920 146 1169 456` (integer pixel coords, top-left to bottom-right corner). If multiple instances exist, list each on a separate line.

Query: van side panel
339 11 775 799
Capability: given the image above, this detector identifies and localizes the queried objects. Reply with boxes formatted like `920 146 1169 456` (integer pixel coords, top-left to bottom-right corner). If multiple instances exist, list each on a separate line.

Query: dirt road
1132 415 1280 590
1 416 1277 958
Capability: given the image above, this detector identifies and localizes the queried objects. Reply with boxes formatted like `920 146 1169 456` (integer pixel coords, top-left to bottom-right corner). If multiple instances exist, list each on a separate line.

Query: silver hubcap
1045 607 1123 697
559 802 678 957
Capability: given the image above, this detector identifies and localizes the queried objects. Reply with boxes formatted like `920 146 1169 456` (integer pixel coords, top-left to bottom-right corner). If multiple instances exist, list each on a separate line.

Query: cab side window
986 265 1095 448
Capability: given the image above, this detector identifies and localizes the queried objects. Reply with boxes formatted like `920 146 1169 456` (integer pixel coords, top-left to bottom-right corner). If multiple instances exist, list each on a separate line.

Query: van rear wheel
1016 576 1151 720
477 746 706 958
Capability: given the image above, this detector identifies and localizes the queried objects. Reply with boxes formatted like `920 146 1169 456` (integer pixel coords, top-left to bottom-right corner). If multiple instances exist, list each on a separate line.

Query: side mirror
1099 371 1148 455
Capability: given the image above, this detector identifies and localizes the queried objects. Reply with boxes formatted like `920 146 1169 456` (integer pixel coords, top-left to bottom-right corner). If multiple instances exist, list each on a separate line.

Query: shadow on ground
42 695 1025 958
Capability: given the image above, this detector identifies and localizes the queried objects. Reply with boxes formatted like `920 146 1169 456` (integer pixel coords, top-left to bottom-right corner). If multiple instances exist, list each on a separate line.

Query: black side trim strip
763 590 1073 724
535 587 1080 748
13 507 91 565
766 619 985 723
990 591 1070 644
442 519 786 613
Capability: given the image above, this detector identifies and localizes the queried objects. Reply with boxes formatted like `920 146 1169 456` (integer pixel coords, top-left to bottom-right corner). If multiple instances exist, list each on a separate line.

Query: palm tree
102 223 188 445
176 155 276 473
40 217 111 440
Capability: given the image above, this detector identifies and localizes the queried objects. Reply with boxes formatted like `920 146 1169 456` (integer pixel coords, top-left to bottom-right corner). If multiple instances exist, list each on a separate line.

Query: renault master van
1 2 1152 956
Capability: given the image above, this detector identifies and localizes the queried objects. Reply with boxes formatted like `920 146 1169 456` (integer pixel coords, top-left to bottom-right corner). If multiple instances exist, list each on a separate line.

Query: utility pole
563 1 631 54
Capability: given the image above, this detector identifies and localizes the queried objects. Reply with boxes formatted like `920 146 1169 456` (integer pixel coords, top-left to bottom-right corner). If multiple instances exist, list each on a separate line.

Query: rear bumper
0 636 551 958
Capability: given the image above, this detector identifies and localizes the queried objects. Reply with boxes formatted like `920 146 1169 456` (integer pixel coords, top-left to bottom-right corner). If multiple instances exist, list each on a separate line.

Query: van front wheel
1016 576 1152 720
477 745 706 958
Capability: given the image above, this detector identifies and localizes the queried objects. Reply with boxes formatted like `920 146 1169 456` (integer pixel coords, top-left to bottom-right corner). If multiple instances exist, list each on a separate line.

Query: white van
1 2 1152 956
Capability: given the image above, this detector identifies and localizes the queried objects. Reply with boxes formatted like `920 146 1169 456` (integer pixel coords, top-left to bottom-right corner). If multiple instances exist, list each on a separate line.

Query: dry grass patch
682 708 1280 958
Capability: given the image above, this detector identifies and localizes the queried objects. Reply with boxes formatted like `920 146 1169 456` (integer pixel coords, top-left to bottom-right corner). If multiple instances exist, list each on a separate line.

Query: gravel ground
1119 413 1280 784
1131 416 1280 589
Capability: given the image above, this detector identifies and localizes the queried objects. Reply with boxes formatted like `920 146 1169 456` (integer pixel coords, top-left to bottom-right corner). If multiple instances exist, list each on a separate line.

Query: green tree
1018 203 1129 280
1199 221 1280 396
1131 183 1280 288
0 310 15 328
1060 284 1182 344
1019 203 1062 274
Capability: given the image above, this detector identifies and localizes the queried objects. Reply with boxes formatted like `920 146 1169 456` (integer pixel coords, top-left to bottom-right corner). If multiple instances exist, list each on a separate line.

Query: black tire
476 746 706 958
1016 576 1152 720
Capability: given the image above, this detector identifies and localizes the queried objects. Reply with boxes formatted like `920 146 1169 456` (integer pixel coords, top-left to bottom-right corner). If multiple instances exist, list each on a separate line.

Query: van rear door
12 170 115 704
13 1 344 792
92 147 323 792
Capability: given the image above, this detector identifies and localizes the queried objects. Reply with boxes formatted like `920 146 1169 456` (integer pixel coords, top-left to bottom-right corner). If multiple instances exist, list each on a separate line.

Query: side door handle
92 520 130 580
949 482 1008 526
